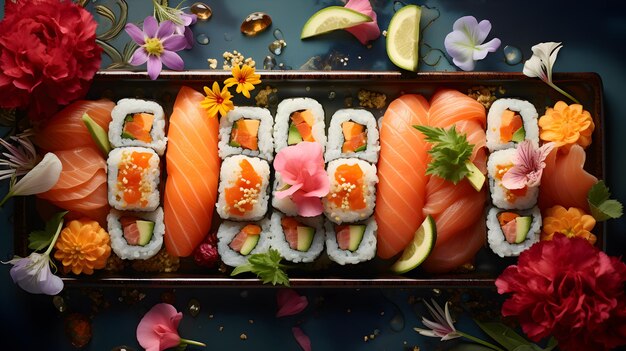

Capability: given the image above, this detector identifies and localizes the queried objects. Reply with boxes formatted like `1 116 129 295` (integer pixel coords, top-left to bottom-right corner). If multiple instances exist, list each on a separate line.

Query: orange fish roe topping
541 205 597 245
495 164 528 202
54 218 111 275
117 151 153 207
538 101 594 148
329 164 366 211
225 159 262 215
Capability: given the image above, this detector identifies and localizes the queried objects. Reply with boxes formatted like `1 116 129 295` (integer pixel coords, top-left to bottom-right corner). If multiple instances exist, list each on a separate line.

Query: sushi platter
13 71 605 287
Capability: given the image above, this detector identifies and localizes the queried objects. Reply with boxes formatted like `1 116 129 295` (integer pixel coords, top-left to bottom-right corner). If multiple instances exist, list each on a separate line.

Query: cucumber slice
465 161 486 191
511 126 526 142
82 113 111 156
301 6 372 39
386 5 422 72
390 215 436 274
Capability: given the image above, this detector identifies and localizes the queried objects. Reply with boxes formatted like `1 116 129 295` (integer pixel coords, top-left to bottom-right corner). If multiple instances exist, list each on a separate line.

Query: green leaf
543 337 558 351
413 125 474 184
230 249 290 286
474 321 530 351
449 344 495 351
27 211 68 251
587 181 623 221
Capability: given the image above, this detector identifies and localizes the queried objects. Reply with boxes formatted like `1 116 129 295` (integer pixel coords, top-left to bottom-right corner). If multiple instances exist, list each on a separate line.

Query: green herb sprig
231 249 291 286
414 125 474 184
28 211 68 251
588 181 623 221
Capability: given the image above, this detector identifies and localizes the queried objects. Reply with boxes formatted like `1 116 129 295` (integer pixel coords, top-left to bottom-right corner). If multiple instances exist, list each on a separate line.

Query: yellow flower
541 205 596 244
54 218 111 275
201 81 234 118
538 101 594 149
224 64 261 98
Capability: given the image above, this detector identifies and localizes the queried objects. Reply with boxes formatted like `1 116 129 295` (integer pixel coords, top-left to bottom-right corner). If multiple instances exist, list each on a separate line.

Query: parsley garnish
231 249 291 286
588 181 623 221
414 125 474 184
27 211 68 251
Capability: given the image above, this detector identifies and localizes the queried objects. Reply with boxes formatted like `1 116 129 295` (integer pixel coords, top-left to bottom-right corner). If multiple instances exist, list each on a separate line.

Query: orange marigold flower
541 205 596 244
200 81 234 118
224 64 261 98
54 218 111 275
538 101 594 149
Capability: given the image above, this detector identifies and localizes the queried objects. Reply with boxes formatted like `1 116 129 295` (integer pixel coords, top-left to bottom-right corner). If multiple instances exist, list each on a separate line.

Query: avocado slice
514 216 532 243
511 126 526 142
81 113 111 156
136 220 155 246
347 225 366 252
296 226 315 252
465 161 486 191
229 140 241 147
354 144 367 152
121 131 137 140
240 234 260 255
287 123 303 145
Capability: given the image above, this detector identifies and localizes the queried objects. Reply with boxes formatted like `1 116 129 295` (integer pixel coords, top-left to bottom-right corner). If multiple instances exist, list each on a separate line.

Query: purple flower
444 16 501 71
6 253 63 295
502 140 555 189
125 16 187 80
174 12 197 50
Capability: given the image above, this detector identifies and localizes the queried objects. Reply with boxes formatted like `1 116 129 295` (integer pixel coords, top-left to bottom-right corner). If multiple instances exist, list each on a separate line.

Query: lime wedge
390 215 436 274
386 5 421 71
301 6 372 39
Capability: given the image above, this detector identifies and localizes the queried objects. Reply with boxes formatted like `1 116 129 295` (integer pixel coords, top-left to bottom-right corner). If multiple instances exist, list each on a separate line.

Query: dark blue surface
1 0 626 350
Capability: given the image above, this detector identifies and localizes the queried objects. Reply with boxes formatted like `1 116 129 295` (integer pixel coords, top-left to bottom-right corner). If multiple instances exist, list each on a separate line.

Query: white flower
444 16 501 71
522 42 579 103
10 152 62 196
6 252 64 295
414 300 462 341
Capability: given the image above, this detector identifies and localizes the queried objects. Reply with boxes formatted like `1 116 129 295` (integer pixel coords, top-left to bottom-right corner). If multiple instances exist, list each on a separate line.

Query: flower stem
458 331 506 351
44 221 64 256
0 192 12 207
548 82 580 104
179 338 206 348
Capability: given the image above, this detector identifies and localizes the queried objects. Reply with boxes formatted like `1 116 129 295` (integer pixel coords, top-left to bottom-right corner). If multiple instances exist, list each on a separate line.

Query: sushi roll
325 109 380 163
273 98 326 153
218 106 274 161
107 147 160 211
323 158 378 224
107 207 164 260
487 149 538 210
216 155 270 221
217 219 272 267
271 172 299 216
269 212 325 263
486 98 539 152
324 217 377 265
109 98 167 155
487 206 541 257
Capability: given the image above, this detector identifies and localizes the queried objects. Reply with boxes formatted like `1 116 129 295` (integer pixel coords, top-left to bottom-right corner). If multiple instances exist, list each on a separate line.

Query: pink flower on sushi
125 16 187 80
502 140 555 189
344 0 380 44
136 303 205 351
444 16 501 71
274 142 330 217
276 289 309 317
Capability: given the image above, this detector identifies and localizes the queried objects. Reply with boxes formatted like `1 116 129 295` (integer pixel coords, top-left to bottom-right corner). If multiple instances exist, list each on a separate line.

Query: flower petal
474 38 501 59
143 16 159 38
275 182 303 199
162 34 188 52
161 51 184 71
156 20 176 39
344 0 380 44
129 49 149 66
292 327 312 351
522 55 545 80
147 55 163 80
12 153 61 196
291 192 324 217
125 23 146 45
276 289 308 317
444 30 476 71
137 303 182 351
452 16 479 43
501 165 528 189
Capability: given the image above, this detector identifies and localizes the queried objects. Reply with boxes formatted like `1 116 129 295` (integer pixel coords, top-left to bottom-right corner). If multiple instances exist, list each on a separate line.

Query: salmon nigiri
163 87 221 257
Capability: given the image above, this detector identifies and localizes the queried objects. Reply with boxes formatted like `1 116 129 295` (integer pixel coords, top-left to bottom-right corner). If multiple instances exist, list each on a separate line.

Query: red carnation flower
0 0 101 121
495 234 626 351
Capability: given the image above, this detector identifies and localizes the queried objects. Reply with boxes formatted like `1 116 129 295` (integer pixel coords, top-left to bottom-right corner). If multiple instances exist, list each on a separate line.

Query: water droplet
503 45 523 65
273 28 284 40
263 56 277 70
224 32 232 41
187 299 201 317
196 34 210 45
240 290 249 298
389 312 405 332
305 86 311 92
268 40 286 55
393 0 407 11
328 91 336 100
53 296 66 313
191 2 212 21
111 346 137 351
241 12 272 36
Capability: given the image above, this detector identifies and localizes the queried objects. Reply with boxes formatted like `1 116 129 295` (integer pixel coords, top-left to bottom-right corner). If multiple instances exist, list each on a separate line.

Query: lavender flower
175 12 197 50
125 16 187 80
444 16 501 71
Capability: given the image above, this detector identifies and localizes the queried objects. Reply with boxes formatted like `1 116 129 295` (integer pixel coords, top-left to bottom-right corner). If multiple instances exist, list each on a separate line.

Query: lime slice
386 5 422 71
301 6 372 39
390 215 436 274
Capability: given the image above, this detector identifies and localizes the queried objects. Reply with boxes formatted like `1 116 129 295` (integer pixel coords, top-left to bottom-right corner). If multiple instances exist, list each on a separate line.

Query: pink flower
344 0 380 45
502 140 555 189
274 142 329 217
496 234 626 351
292 327 312 351
276 289 308 317
136 303 205 351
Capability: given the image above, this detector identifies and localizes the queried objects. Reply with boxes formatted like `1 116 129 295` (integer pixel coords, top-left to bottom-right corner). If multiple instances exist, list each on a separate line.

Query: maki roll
269 212 325 263
325 109 380 163
487 148 538 209
323 158 378 224
324 217 377 265
274 98 326 153
218 106 274 161
486 98 539 152
107 147 160 211
487 206 541 257
107 207 164 260
216 155 270 221
217 219 272 267
109 98 167 155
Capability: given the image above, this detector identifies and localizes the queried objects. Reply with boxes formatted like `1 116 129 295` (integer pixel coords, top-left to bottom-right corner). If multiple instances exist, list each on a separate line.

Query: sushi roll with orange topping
107 147 160 211
109 98 167 155
273 98 326 153
325 109 380 163
216 155 270 221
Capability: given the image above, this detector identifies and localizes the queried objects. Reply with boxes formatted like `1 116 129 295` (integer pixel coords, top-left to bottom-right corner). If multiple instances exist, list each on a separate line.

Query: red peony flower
495 234 626 351
0 0 101 121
